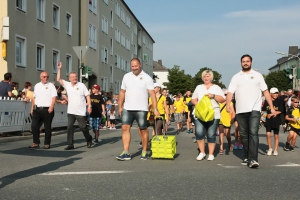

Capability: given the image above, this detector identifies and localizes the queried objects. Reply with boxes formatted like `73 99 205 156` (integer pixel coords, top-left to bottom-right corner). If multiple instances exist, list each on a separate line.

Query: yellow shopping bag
194 95 215 122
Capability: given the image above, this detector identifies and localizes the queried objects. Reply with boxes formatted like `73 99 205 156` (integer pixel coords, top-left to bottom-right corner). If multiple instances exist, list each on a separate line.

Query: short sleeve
227 76 237 94
50 84 57 97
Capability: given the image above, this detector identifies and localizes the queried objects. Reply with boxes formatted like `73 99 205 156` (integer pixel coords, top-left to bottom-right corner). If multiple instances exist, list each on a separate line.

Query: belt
37 106 49 109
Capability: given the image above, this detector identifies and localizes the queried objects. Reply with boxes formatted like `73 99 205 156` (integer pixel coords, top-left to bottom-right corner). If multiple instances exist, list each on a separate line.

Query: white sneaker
196 153 206 161
273 151 278 156
207 155 215 161
266 148 272 156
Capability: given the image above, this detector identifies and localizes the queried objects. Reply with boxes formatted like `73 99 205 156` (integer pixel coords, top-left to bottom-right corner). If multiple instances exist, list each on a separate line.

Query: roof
153 60 168 72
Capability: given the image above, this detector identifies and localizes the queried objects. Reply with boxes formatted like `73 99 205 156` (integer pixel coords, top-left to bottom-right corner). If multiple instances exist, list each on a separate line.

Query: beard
242 64 251 72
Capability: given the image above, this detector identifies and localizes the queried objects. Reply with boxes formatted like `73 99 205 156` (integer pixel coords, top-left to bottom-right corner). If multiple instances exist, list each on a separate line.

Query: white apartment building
0 0 154 95
0 0 79 85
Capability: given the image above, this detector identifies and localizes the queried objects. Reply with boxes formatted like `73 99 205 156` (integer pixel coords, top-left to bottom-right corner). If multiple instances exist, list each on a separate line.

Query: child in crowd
105 99 112 129
232 94 243 150
262 87 283 156
218 89 235 154
173 94 185 133
109 105 116 129
284 96 300 152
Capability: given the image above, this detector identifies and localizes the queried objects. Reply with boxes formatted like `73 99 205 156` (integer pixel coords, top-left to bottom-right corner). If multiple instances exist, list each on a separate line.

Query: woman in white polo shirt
191 70 226 161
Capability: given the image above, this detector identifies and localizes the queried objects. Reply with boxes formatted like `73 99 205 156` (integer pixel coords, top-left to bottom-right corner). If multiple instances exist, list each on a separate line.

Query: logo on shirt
251 76 254 79
140 77 143 80
76 88 79 90
45 87 48 89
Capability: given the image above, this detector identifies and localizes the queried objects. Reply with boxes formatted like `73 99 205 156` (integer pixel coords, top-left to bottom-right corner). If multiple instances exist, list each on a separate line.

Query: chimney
158 59 162 66
288 46 298 57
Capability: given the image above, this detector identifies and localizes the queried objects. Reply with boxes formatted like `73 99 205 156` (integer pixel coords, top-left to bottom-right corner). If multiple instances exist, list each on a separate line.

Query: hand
57 61 62 69
48 107 54 113
270 108 277 117
206 93 214 99
87 107 92 114
226 106 231 113
30 109 33 115
118 107 123 117
154 110 160 117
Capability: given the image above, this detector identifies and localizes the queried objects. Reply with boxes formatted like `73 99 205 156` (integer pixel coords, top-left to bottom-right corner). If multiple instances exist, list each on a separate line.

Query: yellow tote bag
195 95 215 122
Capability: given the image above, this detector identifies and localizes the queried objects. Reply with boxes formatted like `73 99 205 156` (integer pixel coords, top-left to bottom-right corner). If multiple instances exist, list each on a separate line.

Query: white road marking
274 162 300 167
217 164 240 168
40 171 132 175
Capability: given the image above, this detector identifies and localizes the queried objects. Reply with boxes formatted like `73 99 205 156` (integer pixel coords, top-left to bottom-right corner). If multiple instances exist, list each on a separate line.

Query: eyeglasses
293 102 299 104
42 76 49 78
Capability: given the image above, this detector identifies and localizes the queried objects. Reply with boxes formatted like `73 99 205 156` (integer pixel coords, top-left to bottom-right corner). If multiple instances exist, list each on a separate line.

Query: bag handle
220 103 226 112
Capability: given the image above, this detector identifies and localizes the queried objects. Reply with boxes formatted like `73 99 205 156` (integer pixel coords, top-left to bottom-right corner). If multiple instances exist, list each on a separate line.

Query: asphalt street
0 122 300 200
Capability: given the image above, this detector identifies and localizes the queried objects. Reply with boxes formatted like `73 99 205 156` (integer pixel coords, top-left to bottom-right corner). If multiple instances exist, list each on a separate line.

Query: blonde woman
191 70 225 161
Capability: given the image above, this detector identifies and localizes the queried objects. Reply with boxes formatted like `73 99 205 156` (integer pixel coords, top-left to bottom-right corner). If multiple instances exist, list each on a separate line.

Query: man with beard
226 54 276 168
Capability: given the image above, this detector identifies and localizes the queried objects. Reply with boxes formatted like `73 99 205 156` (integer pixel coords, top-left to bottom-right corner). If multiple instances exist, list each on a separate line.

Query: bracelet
154 108 158 111
212 94 215 99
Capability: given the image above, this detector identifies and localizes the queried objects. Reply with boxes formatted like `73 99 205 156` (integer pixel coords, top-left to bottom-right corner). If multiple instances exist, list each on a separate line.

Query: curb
0 130 66 144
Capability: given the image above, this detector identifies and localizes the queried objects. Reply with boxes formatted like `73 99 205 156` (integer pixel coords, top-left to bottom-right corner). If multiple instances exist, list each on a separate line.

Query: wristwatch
212 94 215 99
154 108 158 111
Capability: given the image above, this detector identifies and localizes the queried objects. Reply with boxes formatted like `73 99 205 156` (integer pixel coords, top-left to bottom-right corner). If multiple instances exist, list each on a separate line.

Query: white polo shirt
228 69 267 114
63 80 90 116
121 70 154 111
34 82 57 107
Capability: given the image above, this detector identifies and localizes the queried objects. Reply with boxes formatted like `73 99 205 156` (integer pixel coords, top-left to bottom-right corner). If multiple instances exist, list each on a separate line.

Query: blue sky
125 0 300 87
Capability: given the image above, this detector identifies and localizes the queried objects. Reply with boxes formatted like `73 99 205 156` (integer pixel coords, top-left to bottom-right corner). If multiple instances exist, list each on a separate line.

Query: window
115 80 120 94
143 53 148 65
126 15 130 28
89 23 97 49
52 49 60 73
36 43 45 70
66 54 72 76
115 2 120 17
133 44 137 55
126 37 130 50
53 4 60 29
101 46 108 64
121 57 126 71
120 8 125 23
103 0 108 5
134 24 137 35
110 10 113 28
115 27 120 43
115 54 120 69
121 32 125 47
16 35 26 67
66 13 72 35
102 16 108 34
110 38 113 55
101 77 108 92
89 0 97 14
36 0 45 21
16 0 26 12
125 60 130 72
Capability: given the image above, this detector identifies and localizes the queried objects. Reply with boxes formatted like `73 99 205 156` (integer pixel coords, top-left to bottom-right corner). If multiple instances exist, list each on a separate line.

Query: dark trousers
236 111 260 162
67 114 92 145
31 108 54 145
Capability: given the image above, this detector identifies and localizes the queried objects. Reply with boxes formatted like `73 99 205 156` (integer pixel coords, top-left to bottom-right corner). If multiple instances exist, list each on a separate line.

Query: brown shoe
28 143 40 149
43 144 50 149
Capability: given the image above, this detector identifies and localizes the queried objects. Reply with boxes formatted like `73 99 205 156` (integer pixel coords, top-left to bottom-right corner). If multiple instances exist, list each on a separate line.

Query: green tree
164 65 194 95
264 70 292 91
192 67 226 89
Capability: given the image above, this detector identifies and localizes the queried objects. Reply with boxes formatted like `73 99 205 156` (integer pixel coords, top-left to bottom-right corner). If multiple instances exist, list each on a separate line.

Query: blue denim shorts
122 109 148 129
89 117 101 130
194 118 220 143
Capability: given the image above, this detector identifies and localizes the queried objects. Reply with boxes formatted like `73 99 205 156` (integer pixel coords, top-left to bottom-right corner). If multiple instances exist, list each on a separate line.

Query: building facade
0 0 154 95
0 0 79 85
80 0 154 94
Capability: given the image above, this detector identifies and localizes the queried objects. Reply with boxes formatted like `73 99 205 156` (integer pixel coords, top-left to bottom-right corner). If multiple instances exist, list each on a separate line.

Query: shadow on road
0 157 81 189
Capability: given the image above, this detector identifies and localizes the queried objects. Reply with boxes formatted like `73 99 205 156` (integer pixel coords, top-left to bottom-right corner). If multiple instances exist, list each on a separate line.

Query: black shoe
248 160 259 168
284 142 290 151
241 159 248 165
289 146 295 152
28 143 40 149
87 141 93 148
64 145 74 150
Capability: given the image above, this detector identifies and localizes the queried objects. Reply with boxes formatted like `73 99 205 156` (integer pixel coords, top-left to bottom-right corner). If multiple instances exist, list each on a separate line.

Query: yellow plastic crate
151 135 176 159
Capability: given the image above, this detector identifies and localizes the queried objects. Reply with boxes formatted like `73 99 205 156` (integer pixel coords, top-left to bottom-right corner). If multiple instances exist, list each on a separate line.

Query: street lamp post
275 51 300 90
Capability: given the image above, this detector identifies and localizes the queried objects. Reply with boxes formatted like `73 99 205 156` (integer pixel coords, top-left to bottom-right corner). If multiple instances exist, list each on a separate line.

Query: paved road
0 122 300 200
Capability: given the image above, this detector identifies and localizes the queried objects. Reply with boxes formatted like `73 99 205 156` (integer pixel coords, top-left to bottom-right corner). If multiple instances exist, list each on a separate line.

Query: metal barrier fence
0 100 119 133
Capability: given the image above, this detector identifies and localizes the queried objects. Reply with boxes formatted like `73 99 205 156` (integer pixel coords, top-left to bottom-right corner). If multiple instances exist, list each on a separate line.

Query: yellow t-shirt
219 102 233 127
173 100 185 113
148 95 166 114
26 90 34 101
289 108 300 129
184 96 192 112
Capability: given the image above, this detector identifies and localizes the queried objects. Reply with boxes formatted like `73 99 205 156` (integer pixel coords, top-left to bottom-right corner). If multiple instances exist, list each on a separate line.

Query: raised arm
56 61 64 86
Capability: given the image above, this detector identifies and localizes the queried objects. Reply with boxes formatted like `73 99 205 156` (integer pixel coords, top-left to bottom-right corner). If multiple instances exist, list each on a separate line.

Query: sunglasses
293 102 299 104
42 76 49 78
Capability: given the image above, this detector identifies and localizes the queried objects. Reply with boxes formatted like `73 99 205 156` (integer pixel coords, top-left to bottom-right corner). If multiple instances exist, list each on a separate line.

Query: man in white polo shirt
56 62 93 150
29 71 57 149
226 54 276 168
116 58 160 161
